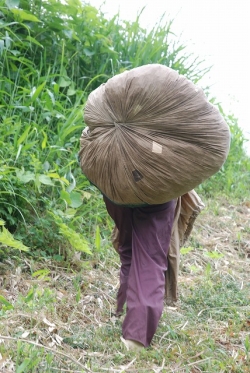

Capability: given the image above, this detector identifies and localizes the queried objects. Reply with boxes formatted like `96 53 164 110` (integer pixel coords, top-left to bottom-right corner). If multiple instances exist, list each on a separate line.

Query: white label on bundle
152 141 162 154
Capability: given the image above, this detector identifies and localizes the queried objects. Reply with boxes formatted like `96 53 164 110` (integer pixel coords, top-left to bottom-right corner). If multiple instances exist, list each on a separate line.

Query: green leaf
16 358 31 373
30 82 46 102
60 190 71 204
24 288 34 303
83 48 95 57
189 265 199 273
39 175 54 186
53 83 59 95
47 89 55 105
47 173 59 178
180 246 194 255
95 225 101 252
11 9 41 22
0 226 29 251
45 173 69 186
82 191 92 200
17 125 31 146
58 76 71 87
204 251 224 259
5 0 20 8
32 269 50 280
0 294 14 309
41 130 47 150
34 175 41 193
0 219 5 226
67 84 76 96
0 40 5 53
58 223 92 255
22 141 38 151
69 191 82 208
16 169 35 183
64 208 77 217
9 49 21 56
0 21 18 29
26 35 43 48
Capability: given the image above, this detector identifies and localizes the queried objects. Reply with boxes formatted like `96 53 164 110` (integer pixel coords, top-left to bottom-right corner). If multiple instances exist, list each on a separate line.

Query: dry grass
0 197 249 372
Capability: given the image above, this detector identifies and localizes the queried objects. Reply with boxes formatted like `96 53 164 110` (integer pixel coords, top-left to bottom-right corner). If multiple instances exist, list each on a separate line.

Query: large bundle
79 64 230 205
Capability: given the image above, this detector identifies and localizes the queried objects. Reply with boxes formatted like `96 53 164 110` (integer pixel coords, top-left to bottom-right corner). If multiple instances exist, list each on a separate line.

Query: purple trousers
104 196 176 347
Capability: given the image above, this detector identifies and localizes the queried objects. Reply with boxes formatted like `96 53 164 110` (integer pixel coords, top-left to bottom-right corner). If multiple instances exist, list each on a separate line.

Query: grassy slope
0 196 249 373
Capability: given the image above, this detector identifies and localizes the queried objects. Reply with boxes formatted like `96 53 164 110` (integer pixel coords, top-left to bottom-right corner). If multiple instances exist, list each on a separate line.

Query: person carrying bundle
79 64 230 350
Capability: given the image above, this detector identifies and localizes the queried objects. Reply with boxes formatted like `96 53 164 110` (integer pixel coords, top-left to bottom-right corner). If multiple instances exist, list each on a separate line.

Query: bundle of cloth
79 64 230 206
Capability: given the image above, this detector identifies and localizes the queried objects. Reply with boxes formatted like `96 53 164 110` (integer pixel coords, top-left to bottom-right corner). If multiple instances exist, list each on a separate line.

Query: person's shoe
120 337 144 351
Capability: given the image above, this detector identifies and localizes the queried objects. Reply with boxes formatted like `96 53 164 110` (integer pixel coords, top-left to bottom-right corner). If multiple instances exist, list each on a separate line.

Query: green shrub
198 113 250 199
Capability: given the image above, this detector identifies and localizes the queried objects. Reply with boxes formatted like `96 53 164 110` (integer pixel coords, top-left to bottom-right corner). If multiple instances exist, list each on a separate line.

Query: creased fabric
111 190 205 305
104 196 176 346
165 190 205 304
79 64 230 205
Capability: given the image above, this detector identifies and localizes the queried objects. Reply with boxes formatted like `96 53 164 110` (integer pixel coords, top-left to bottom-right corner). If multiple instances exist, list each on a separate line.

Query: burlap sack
79 64 230 205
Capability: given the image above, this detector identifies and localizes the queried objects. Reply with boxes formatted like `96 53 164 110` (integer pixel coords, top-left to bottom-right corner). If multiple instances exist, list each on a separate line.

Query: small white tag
152 141 162 154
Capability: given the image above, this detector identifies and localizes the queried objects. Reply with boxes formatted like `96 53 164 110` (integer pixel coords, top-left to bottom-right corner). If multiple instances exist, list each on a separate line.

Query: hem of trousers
122 333 150 347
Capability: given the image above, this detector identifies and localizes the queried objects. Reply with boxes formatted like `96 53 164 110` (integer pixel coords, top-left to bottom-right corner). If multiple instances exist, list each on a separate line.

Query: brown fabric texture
79 64 230 205
165 189 205 304
111 190 204 304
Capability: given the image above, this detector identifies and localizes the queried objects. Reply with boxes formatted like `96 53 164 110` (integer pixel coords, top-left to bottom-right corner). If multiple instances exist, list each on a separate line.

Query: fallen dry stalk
0 335 91 372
